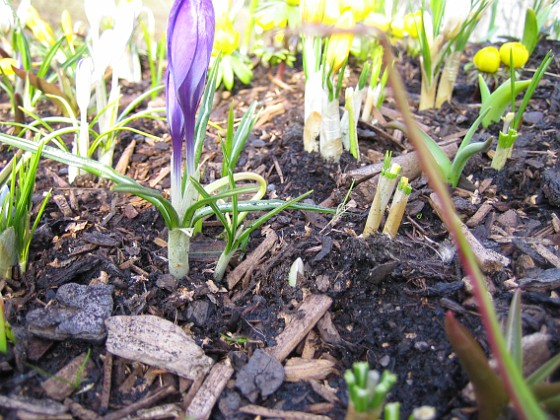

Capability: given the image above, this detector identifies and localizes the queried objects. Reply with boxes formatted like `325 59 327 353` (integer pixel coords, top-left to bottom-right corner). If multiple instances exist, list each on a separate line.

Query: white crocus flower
69 57 94 183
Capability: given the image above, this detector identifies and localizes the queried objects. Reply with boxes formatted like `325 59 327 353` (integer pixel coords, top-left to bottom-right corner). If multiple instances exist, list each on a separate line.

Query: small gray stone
26 283 113 342
523 111 543 125
186 300 210 327
236 349 284 402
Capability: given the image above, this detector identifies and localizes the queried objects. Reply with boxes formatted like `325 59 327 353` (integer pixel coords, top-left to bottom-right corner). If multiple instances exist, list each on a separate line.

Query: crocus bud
76 58 94 113
499 42 529 68
341 0 368 22
301 0 326 24
364 12 390 32
403 10 422 38
326 10 354 73
322 0 341 25
473 46 500 73
166 0 215 180
61 10 74 45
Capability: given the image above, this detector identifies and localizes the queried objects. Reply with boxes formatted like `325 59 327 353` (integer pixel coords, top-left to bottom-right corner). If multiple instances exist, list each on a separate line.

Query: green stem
168 228 193 279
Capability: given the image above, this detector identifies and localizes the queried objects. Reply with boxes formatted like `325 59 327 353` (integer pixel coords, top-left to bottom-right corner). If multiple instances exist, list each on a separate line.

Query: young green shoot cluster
415 0 493 110
483 50 554 170
345 362 397 420
363 152 403 237
0 143 51 277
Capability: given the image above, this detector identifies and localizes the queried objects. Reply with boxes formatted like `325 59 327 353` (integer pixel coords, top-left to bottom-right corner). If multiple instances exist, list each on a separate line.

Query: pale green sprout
489 50 553 170
341 63 370 159
288 257 304 288
363 152 401 237
345 362 397 419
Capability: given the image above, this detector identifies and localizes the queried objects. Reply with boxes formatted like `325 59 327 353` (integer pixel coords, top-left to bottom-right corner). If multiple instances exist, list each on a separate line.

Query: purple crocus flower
166 0 215 195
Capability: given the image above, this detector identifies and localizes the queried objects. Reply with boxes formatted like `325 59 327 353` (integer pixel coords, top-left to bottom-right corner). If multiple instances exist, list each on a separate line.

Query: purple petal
166 0 215 176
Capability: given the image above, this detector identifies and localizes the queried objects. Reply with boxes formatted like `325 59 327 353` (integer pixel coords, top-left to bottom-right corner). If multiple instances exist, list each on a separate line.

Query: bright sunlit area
0 0 559 419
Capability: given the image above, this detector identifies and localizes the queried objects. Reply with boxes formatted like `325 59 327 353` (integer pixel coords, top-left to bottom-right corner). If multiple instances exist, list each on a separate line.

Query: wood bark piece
183 358 234 420
346 142 457 180
266 294 333 362
105 315 213 381
115 139 136 175
102 385 176 420
227 229 278 289
41 352 95 401
429 193 510 273
0 395 68 416
284 358 336 382
239 404 331 419
64 399 99 420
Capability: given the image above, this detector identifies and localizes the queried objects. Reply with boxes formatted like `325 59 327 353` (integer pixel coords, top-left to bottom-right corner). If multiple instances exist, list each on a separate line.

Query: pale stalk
383 179 411 238
361 85 376 122
319 93 342 161
363 164 400 237
341 85 365 153
491 112 516 171
303 69 322 152
419 69 437 111
168 227 193 278
435 51 461 108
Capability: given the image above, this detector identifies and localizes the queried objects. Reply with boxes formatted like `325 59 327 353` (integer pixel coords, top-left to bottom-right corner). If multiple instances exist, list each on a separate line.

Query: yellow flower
213 14 239 56
22 6 56 46
322 0 342 25
286 0 299 5
473 46 500 73
403 11 422 38
364 12 390 32
61 10 74 46
499 42 529 68
0 58 17 76
389 16 405 38
300 0 325 24
340 0 368 21
326 10 354 73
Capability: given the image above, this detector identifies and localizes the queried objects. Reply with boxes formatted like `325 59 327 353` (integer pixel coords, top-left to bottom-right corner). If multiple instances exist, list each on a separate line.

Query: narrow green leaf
445 312 509 419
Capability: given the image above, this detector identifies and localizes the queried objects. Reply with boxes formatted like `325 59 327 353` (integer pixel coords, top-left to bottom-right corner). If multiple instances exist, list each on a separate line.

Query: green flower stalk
363 152 400 237
383 177 412 238
487 50 553 170
345 362 397 420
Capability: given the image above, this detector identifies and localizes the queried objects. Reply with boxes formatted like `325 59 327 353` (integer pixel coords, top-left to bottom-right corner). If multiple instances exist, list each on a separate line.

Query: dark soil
0 38 559 419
